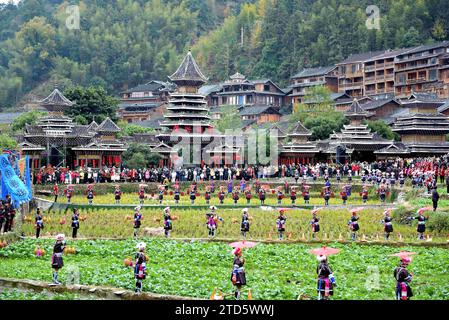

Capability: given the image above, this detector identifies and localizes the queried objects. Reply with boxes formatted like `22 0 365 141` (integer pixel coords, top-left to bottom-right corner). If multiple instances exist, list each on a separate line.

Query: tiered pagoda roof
323 124 392 152
344 99 374 122
280 121 320 156
168 51 208 87
39 88 74 113
391 113 449 135
160 51 217 138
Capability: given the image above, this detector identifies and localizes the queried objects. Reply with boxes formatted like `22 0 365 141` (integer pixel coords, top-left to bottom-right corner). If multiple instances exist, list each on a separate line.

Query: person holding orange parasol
340 186 348 205
409 207 430 240
114 185 122 204
310 247 339 300
391 252 416 300
348 207 363 240
230 247 246 300
276 209 287 240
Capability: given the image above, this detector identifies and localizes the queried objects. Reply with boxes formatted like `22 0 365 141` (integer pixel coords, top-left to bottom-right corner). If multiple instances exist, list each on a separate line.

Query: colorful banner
0 154 32 208
17 158 26 176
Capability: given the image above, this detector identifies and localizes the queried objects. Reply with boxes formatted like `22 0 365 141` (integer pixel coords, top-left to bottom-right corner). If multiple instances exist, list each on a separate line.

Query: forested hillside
0 0 448 109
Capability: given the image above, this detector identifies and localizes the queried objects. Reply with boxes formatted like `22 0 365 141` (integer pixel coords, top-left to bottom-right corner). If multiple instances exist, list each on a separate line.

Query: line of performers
57 182 392 207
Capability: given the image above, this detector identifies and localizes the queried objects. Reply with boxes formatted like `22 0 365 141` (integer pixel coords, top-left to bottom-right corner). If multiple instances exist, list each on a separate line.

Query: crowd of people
32 157 449 190
0 195 16 234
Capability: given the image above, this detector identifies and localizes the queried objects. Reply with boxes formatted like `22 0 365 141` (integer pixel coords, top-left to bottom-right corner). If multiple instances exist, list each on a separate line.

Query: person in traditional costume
138 185 145 205
310 209 320 239
241 208 250 238
290 186 297 205
230 247 247 300
51 234 66 285
205 186 211 205
277 186 284 205
244 187 252 205
163 207 172 238
174 185 181 204
377 184 388 203
394 256 413 300
133 206 143 238
86 184 95 205
381 209 393 240
35 207 44 239
360 185 369 204
53 183 59 203
302 185 310 204
0 203 5 234
316 255 336 300
206 206 219 238
259 187 266 205
399 173 405 188
410 208 428 240
210 180 216 193
65 185 73 204
71 208 80 239
431 188 440 211
232 186 240 205
114 185 122 204
134 242 147 294
276 209 287 240
340 186 348 205
322 187 331 206
218 186 226 204
348 210 360 241
189 185 197 205
158 185 165 205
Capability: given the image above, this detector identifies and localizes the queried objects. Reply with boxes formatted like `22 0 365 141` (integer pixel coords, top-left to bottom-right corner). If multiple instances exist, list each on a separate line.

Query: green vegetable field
1 239 448 300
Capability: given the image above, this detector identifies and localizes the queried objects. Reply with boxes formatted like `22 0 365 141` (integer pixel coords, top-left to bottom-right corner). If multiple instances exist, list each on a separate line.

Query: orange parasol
389 251 417 259
228 240 258 249
309 246 341 256
350 207 364 214
417 207 432 215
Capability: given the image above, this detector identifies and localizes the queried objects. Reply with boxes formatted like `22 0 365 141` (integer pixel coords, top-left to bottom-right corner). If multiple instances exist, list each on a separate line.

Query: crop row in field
21 207 448 242
0 239 448 300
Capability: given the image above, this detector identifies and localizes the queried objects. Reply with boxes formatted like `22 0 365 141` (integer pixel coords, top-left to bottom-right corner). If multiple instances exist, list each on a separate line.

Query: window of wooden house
264 84 270 92
429 69 437 80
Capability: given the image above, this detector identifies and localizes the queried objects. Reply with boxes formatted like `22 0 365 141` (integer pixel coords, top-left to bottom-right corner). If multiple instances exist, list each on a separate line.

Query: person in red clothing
53 183 59 203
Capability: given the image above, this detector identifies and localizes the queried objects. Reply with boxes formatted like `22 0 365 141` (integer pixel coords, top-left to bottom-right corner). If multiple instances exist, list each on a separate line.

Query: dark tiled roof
374 142 410 154
239 105 281 116
337 50 385 65
345 99 370 114
361 98 400 110
87 121 99 131
288 121 311 135
133 118 164 130
199 84 222 95
365 48 411 61
406 91 446 103
121 82 167 94
291 66 336 79
40 89 74 107
169 51 207 84
96 117 121 133
437 100 449 113
398 41 449 56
